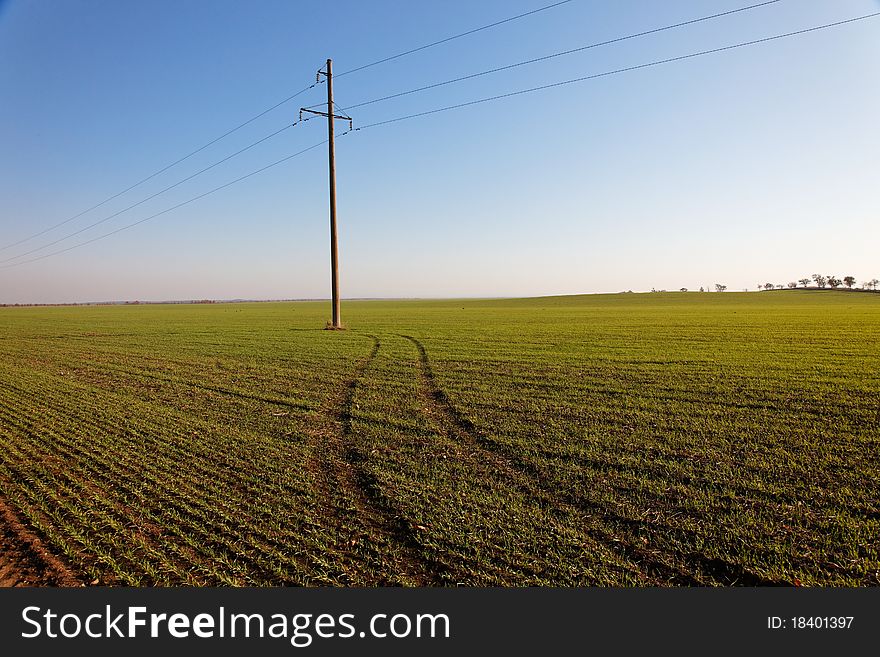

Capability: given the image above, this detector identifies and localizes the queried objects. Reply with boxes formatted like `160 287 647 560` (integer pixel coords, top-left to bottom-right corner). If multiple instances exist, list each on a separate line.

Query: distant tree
871 279 880 291
812 274 827 288
699 287 705 293
843 276 856 289
787 282 797 289
715 284 727 292
827 276 841 289
798 278 811 288
679 288 688 293
763 283 774 291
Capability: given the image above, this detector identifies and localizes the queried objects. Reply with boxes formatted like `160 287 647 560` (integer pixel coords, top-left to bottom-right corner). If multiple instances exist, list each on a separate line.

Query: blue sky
1 0 878 303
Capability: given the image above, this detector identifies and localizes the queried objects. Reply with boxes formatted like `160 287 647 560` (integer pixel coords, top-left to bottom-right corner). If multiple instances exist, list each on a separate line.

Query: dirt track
0 496 82 587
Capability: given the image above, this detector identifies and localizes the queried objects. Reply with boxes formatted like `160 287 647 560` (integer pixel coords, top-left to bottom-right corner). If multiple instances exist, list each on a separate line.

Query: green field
0 291 877 586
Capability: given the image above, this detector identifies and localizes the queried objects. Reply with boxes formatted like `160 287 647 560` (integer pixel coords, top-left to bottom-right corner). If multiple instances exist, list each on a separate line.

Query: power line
2 1 577 253
7 11 877 271
353 11 880 132
341 0 783 112
334 0 575 78
0 83 320 253
0 122 304 264
1 138 339 271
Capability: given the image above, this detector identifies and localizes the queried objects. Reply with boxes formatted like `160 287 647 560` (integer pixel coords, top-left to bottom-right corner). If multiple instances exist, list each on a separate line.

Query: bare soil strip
0 494 83 587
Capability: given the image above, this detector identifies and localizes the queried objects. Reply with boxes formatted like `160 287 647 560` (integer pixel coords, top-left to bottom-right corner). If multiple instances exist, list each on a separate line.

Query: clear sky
1 0 878 303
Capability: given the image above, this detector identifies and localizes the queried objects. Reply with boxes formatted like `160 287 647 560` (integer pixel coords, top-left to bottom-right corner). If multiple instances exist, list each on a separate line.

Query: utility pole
301 59 352 329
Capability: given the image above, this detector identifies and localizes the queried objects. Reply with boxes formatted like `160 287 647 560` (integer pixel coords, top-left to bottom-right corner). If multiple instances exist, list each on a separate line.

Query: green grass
1 291 877 586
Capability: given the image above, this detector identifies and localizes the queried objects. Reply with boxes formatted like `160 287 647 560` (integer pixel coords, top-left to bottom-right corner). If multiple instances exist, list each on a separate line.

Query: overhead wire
0 83 320 253
351 11 880 132
0 121 305 264
1 1 578 253
0 137 342 270
333 0 576 78
339 0 783 112
5 9 878 270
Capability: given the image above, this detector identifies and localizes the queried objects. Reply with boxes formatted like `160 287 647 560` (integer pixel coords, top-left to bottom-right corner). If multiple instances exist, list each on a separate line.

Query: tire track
400 334 706 586
307 334 446 585
404 333 792 586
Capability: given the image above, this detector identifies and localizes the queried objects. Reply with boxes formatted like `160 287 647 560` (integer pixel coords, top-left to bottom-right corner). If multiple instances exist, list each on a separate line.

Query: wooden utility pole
301 59 352 329
325 59 341 329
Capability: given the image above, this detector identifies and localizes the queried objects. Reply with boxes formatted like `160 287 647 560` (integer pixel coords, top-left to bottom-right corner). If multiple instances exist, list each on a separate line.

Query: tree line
664 275 878 294
759 274 879 291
